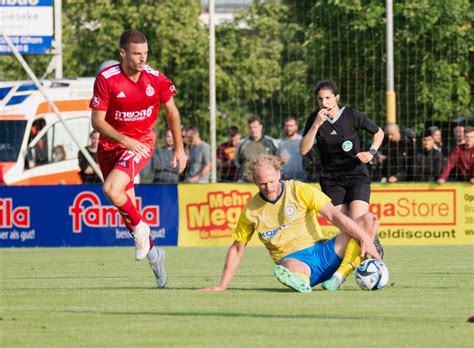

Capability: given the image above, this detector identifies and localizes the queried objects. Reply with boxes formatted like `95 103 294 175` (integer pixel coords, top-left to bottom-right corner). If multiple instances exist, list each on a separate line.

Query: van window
47 117 91 161
26 117 92 167
0 120 27 162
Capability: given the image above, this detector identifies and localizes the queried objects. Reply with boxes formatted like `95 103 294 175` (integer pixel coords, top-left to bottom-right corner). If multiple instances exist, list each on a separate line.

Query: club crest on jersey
146 84 155 96
342 140 353 152
284 205 296 217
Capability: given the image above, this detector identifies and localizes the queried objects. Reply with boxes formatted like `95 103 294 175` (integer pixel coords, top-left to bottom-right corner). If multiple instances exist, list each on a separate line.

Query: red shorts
98 146 152 190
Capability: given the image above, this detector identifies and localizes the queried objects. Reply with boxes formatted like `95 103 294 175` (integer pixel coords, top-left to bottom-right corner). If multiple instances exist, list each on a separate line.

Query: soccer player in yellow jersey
200 155 381 293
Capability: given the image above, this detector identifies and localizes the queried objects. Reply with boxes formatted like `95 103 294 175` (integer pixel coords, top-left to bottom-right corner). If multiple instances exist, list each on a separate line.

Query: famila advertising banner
0 185 179 247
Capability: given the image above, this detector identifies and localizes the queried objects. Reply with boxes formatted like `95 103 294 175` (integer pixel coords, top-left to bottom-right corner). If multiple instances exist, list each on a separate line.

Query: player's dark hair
228 126 240 137
248 115 263 126
120 29 147 50
314 80 339 97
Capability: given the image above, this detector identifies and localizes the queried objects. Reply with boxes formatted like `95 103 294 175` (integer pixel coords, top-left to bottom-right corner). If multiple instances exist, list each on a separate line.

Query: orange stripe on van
12 171 82 185
36 99 91 115
0 114 27 120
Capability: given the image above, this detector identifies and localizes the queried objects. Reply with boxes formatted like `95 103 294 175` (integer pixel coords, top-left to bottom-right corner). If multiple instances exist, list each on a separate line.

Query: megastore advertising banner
0 185 179 247
178 183 474 246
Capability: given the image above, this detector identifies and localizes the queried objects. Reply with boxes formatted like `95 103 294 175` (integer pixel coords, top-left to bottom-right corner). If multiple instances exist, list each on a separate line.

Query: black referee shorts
319 172 371 206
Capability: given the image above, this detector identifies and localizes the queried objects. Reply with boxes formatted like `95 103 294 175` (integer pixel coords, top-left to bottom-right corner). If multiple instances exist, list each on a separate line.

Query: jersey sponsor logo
330 130 337 135
117 91 126 98
259 223 291 241
146 84 155 97
284 205 296 217
114 106 154 122
69 192 159 233
342 140 353 152
91 96 100 107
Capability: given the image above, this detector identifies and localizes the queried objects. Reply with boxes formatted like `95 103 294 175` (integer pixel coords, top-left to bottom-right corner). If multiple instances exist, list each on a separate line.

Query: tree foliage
0 0 471 142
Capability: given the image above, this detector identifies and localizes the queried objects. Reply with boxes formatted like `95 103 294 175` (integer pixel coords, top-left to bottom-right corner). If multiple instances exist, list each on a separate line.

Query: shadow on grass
61 309 458 323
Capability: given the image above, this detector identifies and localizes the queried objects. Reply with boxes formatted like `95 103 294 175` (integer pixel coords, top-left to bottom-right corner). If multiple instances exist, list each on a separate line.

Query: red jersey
90 64 176 151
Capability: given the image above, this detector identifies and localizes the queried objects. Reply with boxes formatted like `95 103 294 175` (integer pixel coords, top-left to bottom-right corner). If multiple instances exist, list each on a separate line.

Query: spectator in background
235 115 277 182
151 129 179 184
179 126 190 182
381 123 414 182
185 125 211 183
78 130 102 184
453 124 465 146
428 126 443 153
276 116 304 180
415 129 443 182
52 145 66 162
401 128 417 181
438 126 474 184
217 126 241 182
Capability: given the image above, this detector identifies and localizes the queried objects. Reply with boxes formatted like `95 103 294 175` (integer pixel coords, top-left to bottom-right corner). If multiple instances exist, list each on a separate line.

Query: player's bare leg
273 258 312 293
323 212 380 291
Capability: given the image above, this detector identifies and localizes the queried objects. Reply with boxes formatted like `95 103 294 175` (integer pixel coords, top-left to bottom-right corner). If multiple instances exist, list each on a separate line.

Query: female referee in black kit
300 80 384 222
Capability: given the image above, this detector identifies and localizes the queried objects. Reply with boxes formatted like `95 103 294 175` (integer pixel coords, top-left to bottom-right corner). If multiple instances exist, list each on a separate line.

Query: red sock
149 238 154 250
119 212 134 234
117 195 142 227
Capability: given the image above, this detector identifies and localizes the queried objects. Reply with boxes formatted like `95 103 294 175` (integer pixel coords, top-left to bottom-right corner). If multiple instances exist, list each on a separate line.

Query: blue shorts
279 238 342 287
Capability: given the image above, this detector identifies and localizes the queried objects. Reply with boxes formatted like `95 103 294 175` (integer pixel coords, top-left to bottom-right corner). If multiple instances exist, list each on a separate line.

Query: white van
0 78 95 185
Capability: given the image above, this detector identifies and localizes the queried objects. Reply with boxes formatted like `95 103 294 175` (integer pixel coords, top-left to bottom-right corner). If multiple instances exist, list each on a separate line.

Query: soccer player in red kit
90 29 187 288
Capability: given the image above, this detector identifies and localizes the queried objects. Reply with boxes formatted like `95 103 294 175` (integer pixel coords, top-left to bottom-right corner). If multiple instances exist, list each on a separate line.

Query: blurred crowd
133 116 473 185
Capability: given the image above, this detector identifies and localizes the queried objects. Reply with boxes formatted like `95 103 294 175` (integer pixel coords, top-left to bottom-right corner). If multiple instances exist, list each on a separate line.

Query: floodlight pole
209 0 217 183
386 0 396 125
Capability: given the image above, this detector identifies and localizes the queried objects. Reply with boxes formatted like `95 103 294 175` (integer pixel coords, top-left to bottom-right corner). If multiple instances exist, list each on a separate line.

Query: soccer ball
355 259 389 290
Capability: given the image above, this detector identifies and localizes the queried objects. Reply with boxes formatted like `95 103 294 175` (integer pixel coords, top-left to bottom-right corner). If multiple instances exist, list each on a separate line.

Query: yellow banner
178 183 474 246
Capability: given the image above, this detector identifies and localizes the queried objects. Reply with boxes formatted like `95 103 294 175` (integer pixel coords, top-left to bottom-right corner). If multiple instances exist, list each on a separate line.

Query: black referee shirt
303 107 379 174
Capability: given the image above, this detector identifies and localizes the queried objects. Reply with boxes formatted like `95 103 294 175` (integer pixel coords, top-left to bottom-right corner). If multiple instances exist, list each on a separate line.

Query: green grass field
1 246 473 347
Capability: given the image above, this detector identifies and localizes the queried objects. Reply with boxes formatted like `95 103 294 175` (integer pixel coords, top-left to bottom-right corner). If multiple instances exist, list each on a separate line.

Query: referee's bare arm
300 109 328 155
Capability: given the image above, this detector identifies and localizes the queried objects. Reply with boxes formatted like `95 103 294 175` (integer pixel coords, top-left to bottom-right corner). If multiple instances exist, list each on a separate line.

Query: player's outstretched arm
163 97 187 173
91 110 151 159
199 241 246 292
319 203 381 260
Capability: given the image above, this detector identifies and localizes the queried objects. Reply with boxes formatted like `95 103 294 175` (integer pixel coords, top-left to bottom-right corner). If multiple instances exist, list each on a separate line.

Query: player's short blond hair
246 155 283 181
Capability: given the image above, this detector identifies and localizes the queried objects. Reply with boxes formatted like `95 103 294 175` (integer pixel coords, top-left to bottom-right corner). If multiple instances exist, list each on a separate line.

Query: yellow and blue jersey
233 180 332 263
